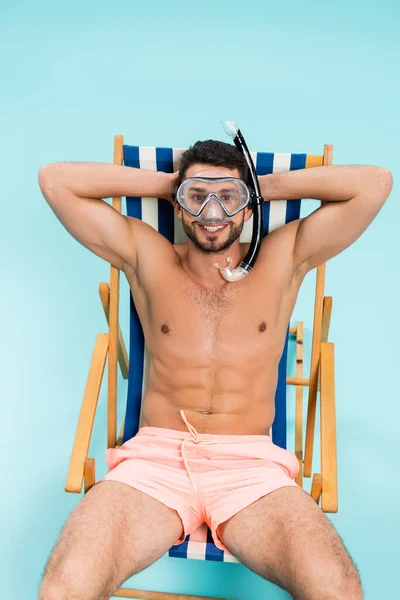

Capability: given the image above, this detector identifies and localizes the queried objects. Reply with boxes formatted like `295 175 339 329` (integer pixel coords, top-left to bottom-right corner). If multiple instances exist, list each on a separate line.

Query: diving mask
174 177 251 219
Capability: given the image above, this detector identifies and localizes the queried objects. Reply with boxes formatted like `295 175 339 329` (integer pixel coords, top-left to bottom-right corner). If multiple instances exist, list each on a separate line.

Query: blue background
1 0 398 598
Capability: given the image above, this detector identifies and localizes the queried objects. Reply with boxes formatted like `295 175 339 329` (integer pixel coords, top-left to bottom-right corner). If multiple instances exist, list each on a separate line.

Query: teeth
201 225 226 232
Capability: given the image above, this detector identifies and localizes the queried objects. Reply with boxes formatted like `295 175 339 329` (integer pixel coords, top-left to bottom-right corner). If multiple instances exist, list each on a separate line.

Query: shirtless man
37 140 392 600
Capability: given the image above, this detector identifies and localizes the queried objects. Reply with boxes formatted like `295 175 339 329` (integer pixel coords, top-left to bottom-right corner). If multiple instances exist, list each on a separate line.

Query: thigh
40 480 184 600
217 487 362 600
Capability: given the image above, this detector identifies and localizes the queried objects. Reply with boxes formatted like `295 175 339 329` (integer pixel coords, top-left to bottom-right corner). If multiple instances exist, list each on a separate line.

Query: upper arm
39 165 138 271
293 168 393 273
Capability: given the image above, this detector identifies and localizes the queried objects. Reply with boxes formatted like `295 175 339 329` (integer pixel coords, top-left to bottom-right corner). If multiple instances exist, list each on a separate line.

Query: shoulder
123 215 179 275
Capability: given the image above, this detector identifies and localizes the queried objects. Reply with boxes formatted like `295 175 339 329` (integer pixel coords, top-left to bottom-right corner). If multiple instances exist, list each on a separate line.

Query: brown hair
178 140 249 185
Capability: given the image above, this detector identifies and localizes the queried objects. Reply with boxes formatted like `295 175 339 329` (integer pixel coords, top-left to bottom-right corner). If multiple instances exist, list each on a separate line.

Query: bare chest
125 254 300 362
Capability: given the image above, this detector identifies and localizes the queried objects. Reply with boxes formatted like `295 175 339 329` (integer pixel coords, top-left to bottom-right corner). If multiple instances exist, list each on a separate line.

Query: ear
175 202 183 221
243 205 253 222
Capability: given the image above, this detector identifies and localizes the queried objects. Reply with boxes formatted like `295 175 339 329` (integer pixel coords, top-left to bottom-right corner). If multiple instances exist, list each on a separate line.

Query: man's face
176 164 253 255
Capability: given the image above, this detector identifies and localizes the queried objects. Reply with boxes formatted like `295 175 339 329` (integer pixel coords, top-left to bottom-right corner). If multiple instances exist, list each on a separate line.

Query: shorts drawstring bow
180 409 218 492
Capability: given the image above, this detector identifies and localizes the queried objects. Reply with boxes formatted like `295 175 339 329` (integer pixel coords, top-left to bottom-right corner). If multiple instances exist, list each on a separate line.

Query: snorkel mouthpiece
211 254 250 282
215 121 264 283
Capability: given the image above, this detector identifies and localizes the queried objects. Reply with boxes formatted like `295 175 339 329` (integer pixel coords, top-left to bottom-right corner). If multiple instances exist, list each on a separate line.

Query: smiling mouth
198 224 229 234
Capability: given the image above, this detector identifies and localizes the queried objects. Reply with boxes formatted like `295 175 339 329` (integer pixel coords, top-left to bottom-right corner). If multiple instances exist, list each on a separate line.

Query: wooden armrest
321 297 332 343
304 292 333 475
116 417 126 448
317 297 332 394
99 282 129 379
320 341 338 512
65 334 109 493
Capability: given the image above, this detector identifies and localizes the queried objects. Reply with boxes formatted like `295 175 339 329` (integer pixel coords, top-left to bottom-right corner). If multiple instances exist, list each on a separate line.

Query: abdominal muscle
124 237 303 436
140 358 279 435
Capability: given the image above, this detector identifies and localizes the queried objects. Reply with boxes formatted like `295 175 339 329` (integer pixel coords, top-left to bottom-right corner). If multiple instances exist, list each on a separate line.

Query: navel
258 321 267 333
161 323 170 335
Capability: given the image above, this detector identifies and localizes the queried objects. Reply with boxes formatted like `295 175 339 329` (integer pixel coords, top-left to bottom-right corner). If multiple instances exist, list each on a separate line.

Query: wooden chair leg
310 473 322 504
113 589 227 599
116 417 126 448
320 342 338 512
99 282 129 380
295 322 304 488
65 334 108 494
318 296 332 393
107 134 124 450
304 263 326 477
84 458 95 494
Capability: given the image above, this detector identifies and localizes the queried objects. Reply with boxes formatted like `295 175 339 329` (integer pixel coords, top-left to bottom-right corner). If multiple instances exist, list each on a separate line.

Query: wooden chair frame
64 136 338 600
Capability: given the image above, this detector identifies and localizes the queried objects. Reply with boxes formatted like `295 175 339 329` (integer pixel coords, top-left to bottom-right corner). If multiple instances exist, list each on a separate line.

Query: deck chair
65 135 338 600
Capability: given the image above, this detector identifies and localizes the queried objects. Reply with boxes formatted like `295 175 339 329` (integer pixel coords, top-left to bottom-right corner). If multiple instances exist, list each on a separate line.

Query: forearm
38 162 175 201
261 165 389 202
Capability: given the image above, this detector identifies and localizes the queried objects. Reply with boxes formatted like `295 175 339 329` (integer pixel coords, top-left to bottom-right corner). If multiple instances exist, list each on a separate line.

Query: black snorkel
211 120 264 282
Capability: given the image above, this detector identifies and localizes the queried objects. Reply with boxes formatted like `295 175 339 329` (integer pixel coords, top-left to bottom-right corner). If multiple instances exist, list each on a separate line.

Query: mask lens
177 177 249 216
198 197 226 221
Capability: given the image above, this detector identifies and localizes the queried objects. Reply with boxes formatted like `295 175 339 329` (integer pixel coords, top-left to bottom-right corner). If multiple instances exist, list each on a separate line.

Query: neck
181 240 244 287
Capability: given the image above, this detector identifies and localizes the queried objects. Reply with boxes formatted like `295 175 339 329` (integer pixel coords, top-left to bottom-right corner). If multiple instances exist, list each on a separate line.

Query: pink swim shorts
100 410 300 552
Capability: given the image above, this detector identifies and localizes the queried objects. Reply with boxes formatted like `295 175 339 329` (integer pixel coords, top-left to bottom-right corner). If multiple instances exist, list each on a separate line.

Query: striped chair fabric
121 145 305 562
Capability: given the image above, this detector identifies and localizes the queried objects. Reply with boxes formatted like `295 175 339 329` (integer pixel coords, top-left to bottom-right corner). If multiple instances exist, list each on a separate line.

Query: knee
336 582 363 600
331 568 363 600
38 575 94 600
38 581 106 600
38 561 81 600
301 562 363 600
38 569 114 600
38 582 70 600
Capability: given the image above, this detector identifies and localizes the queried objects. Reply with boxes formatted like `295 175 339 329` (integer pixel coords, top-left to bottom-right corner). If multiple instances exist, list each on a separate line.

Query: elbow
382 168 393 193
376 167 393 196
368 167 393 206
38 164 54 194
38 163 64 199
380 168 394 206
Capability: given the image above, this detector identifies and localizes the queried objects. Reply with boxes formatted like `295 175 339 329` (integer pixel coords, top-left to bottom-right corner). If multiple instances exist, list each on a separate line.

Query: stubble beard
181 215 244 255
